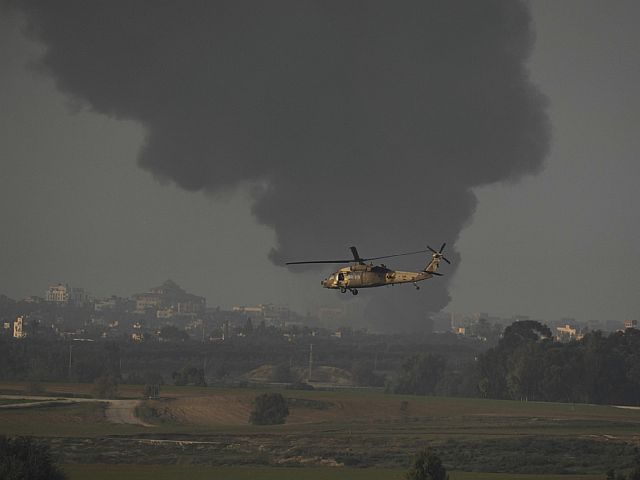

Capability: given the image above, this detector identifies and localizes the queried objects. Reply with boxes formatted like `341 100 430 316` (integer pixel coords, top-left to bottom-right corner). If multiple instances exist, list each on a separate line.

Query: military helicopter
286 244 450 295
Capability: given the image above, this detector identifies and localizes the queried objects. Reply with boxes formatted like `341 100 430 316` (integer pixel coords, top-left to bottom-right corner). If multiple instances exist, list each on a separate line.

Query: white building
13 316 27 339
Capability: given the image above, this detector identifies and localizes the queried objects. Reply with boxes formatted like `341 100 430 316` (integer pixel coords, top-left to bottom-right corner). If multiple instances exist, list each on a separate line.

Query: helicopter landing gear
351 288 358 295
340 287 347 293
413 282 420 290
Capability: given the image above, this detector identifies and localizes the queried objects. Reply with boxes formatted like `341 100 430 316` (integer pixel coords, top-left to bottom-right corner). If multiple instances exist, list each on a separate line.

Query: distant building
315 306 347 326
69 287 90 306
156 307 174 319
46 284 69 303
22 296 43 304
13 315 29 339
133 279 205 316
94 296 126 312
222 320 231 341
556 324 583 342
131 332 144 342
624 319 638 330
46 284 90 305
232 303 290 327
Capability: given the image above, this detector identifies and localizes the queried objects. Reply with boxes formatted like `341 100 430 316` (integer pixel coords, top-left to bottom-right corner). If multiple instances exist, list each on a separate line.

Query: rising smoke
10 1 550 330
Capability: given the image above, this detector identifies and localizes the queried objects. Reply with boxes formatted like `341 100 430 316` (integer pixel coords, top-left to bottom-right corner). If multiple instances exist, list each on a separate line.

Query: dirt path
0 394 152 427
104 399 152 426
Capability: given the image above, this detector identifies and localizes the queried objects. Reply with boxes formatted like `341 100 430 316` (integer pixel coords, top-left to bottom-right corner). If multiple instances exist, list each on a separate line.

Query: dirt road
104 399 151 426
0 395 152 427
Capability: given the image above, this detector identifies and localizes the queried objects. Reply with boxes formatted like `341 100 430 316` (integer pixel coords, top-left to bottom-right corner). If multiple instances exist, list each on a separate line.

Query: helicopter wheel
340 287 347 294
351 289 358 295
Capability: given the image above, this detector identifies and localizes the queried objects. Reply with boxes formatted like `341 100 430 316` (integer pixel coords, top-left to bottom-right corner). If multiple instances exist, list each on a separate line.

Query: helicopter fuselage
286 243 449 295
321 264 434 291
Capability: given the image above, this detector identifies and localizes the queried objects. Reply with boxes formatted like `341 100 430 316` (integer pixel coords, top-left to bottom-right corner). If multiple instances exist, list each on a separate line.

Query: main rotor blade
442 257 451 264
285 260 353 265
286 244 450 265
365 248 433 261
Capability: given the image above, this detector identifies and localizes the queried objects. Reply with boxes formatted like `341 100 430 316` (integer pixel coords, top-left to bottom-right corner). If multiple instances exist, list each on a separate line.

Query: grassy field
3 383 639 440
1 381 638 476
61 464 605 480
0 397 46 406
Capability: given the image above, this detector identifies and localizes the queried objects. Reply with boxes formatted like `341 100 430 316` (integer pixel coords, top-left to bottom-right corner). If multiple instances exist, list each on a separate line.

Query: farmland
1 381 639 478
61 464 603 480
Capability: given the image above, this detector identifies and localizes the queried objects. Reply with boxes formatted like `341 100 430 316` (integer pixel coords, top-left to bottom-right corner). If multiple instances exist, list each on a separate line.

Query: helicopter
286 244 451 295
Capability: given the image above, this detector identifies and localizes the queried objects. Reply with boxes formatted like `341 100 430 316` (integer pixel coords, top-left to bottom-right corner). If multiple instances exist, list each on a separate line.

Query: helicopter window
338 272 344 281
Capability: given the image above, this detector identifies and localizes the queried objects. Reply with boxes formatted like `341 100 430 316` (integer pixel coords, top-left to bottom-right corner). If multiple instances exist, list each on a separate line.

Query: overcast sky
1 1 639 326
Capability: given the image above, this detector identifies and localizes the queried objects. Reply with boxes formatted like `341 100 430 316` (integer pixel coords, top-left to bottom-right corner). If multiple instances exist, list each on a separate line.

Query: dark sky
1 1 639 326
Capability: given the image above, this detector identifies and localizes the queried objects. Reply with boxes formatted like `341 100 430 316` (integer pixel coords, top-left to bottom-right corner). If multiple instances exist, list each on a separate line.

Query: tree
270 363 295 383
628 468 640 480
0 435 67 480
243 317 254 335
172 366 206 386
394 353 446 395
249 393 289 425
159 325 189 342
405 448 448 480
506 341 546 401
351 359 384 387
501 320 552 349
92 374 118 399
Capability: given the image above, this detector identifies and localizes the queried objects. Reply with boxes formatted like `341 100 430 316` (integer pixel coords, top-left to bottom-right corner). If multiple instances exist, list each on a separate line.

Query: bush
143 384 161 399
270 363 296 383
406 448 448 480
92 374 118 399
0 435 67 480
393 353 446 395
249 393 289 425
351 359 384 387
172 366 206 386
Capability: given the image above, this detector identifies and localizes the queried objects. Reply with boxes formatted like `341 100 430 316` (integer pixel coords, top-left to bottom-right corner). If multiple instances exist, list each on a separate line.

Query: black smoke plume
10 1 550 330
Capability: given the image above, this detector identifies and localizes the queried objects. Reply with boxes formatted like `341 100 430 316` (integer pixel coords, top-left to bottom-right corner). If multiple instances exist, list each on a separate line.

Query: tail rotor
427 243 451 264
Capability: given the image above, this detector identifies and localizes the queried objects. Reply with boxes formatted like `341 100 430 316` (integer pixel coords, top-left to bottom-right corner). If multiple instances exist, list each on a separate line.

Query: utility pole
308 344 313 382
68 344 73 381
203 354 207 380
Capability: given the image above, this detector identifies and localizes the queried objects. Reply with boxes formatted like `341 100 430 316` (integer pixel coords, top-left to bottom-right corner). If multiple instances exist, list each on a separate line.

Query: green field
62 464 605 480
2 381 638 477
0 398 44 406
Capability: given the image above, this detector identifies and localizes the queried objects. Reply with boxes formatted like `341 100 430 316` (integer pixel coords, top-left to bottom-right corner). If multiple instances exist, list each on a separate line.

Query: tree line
392 321 640 406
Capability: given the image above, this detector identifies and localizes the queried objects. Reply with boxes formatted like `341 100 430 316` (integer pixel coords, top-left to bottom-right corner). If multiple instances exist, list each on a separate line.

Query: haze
1 1 639 327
